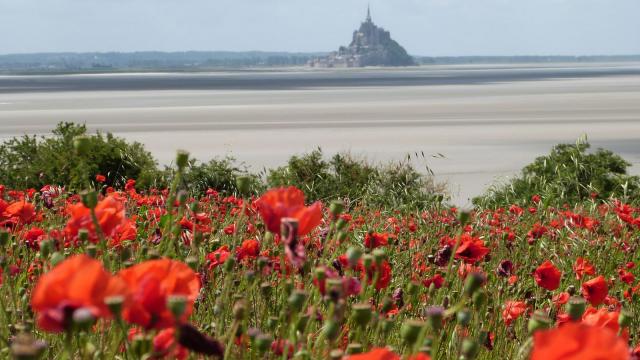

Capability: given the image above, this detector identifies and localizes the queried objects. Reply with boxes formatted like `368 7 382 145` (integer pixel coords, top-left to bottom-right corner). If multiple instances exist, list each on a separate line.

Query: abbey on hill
310 6 415 68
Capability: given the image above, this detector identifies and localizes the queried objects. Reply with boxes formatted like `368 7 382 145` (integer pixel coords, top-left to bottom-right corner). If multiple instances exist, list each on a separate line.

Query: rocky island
310 6 415 68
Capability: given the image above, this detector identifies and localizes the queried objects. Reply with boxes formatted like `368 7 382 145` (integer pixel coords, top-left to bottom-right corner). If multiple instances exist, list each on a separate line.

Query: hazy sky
1 0 639 56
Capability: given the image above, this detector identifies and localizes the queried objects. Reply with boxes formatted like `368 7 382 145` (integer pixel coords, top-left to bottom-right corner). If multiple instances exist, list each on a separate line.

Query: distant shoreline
1 51 640 76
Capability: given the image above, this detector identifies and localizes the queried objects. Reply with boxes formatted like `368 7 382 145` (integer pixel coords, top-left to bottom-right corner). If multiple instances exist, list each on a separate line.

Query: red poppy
581 307 629 340
117 259 200 329
502 300 527 325
454 234 490 263
65 195 127 243
359 260 392 290
531 323 629 360
582 276 608 306
364 232 392 249
236 239 260 262
255 187 322 236
30 254 126 332
347 347 399 360
573 257 595 280
534 260 562 291
206 245 231 270
2 201 37 224
95 174 106 183
153 327 188 360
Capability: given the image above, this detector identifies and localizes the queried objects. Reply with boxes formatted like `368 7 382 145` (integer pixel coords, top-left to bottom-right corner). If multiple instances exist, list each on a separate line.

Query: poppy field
1 149 640 360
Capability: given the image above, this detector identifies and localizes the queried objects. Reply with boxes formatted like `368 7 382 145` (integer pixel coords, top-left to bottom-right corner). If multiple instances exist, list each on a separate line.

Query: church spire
366 4 372 22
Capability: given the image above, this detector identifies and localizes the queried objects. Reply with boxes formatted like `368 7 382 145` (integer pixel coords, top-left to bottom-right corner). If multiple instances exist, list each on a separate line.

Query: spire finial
366 4 372 22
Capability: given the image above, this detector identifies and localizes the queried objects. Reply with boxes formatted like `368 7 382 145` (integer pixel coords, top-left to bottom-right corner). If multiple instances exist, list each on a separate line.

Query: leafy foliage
267 148 444 208
0 122 160 190
475 138 640 207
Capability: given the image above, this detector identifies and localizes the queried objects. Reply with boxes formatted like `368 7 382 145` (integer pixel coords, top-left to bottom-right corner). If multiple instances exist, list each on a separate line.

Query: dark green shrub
267 148 444 208
167 156 264 197
0 122 160 190
474 139 640 207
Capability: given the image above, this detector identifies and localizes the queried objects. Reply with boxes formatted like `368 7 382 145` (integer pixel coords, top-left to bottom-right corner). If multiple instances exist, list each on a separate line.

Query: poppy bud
528 310 552 333
323 320 341 341
401 320 425 346
167 295 187 319
0 231 10 247
175 150 189 170
78 229 89 242
457 308 472 327
336 218 348 231
73 308 96 330
567 296 587 321
461 338 479 359
81 191 98 209
183 256 198 271
288 290 307 313
233 300 247 321
352 303 372 327
105 295 124 319
263 231 274 243
381 318 394 334
362 254 373 270
73 135 91 155
464 272 485 297
329 349 344 360
618 310 632 328
472 291 487 308
260 282 272 297
372 248 386 265
39 240 53 258
346 247 362 267
457 210 471 227
223 257 236 273
86 245 97 258
426 306 444 331
329 201 344 217
255 333 273 354
50 252 64 266
346 343 362 355
10 333 47 360
314 267 327 282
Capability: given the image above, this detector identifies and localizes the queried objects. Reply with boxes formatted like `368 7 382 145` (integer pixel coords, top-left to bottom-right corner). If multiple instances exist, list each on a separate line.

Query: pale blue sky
1 0 639 56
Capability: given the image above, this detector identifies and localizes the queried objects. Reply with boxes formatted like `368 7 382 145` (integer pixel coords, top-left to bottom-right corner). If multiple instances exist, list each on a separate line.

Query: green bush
267 148 444 208
0 122 160 190
474 138 640 207
167 156 264 197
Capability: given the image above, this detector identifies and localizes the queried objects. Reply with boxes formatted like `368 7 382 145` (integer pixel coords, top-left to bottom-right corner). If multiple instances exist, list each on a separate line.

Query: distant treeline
415 55 640 65
1 51 639 73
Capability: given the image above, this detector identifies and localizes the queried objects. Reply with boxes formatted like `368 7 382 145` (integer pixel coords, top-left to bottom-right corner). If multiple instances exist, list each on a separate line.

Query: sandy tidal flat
1 64 639 205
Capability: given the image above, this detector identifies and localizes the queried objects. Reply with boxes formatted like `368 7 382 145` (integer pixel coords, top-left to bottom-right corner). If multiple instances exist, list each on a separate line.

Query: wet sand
1 64 639 206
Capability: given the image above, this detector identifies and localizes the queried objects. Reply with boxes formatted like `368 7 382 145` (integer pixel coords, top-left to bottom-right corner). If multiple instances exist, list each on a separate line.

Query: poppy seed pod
346 247 363 267
461 338 479 359
81 191 98 209
464 272 486 297
352 303 373 327
457 210 472 227
255 333 273 354
288 290 308 313
426 306 444 331
72 308 96 330
167 295 188 319
329 201 344 217
618 310 632 328
372 248 386 265
567 296 587 321
329 349 344 360
323 320 341 341
528 310 552 333
235 175 251 195
401 320 425 346
346 343 363 354
175 150 189 170
233 300 247 321
457 308 472 327
105 295 124 318
185 256 198 271
10 333 47 360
